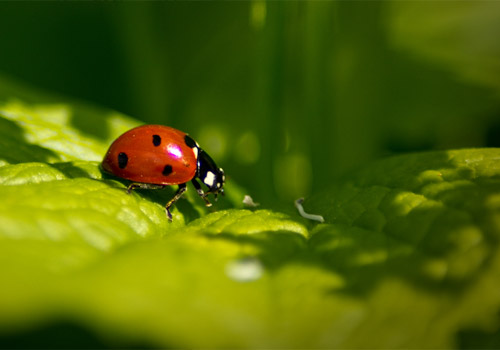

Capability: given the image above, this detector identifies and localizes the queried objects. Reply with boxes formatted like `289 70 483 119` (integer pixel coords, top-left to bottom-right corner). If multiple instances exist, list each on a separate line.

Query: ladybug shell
102 125 197 185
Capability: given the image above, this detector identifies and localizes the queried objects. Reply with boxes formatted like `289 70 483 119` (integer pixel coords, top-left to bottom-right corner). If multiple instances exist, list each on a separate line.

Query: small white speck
295 197 325 223
225 257 263 282
242 195 260 207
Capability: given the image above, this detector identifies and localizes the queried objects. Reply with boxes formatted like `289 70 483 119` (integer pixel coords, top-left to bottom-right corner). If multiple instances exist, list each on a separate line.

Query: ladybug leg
191 179 212 207
126 183 164 194
165 183 187 221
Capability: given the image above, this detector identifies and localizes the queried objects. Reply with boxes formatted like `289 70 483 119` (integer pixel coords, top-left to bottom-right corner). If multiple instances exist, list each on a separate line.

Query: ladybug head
197 148 225 196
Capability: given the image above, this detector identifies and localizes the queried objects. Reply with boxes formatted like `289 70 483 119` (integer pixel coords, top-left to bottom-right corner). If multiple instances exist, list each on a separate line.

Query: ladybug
102 125 225 221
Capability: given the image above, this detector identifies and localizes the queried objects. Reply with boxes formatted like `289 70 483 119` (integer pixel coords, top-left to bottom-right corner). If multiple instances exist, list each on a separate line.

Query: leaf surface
1 83 500 348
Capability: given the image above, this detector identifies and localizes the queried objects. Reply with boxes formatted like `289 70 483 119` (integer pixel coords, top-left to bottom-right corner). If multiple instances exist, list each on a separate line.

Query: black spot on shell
118 152 128 169
163 165 173 176
184 135 197 148
152 134 161 147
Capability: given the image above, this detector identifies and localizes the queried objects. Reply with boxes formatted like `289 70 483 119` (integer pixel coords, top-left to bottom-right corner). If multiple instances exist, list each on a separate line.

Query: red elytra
102 125 197 185
101 124 225 221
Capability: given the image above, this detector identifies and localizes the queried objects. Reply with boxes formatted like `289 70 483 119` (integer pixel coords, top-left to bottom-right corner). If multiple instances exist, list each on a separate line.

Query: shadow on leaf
0 115 59 164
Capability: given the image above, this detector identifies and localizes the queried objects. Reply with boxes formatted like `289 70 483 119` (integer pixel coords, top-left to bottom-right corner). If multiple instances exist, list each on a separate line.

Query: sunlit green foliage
0 88 500 348
0 1 500 348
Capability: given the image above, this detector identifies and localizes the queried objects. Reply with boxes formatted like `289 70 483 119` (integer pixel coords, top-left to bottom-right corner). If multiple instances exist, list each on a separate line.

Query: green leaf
306 148 500 348
0 100 136 164
1 79 500 348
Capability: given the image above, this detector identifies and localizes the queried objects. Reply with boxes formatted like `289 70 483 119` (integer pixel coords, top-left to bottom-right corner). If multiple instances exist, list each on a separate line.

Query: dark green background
0 1 499 204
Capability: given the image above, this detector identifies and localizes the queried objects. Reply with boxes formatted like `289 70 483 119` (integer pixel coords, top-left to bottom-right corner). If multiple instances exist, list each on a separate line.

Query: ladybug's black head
197 148 225 196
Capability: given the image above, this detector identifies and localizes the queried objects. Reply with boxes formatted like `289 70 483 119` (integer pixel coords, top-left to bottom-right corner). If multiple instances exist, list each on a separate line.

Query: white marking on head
192 146 199 158
204 171 216 187
219 168 225 187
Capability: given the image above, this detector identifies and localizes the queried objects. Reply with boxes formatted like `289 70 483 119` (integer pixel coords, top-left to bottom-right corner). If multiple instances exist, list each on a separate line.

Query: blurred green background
0 1 499 204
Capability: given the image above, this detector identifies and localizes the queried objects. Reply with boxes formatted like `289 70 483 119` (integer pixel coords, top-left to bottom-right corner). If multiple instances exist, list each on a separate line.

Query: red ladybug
102 125 225 221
